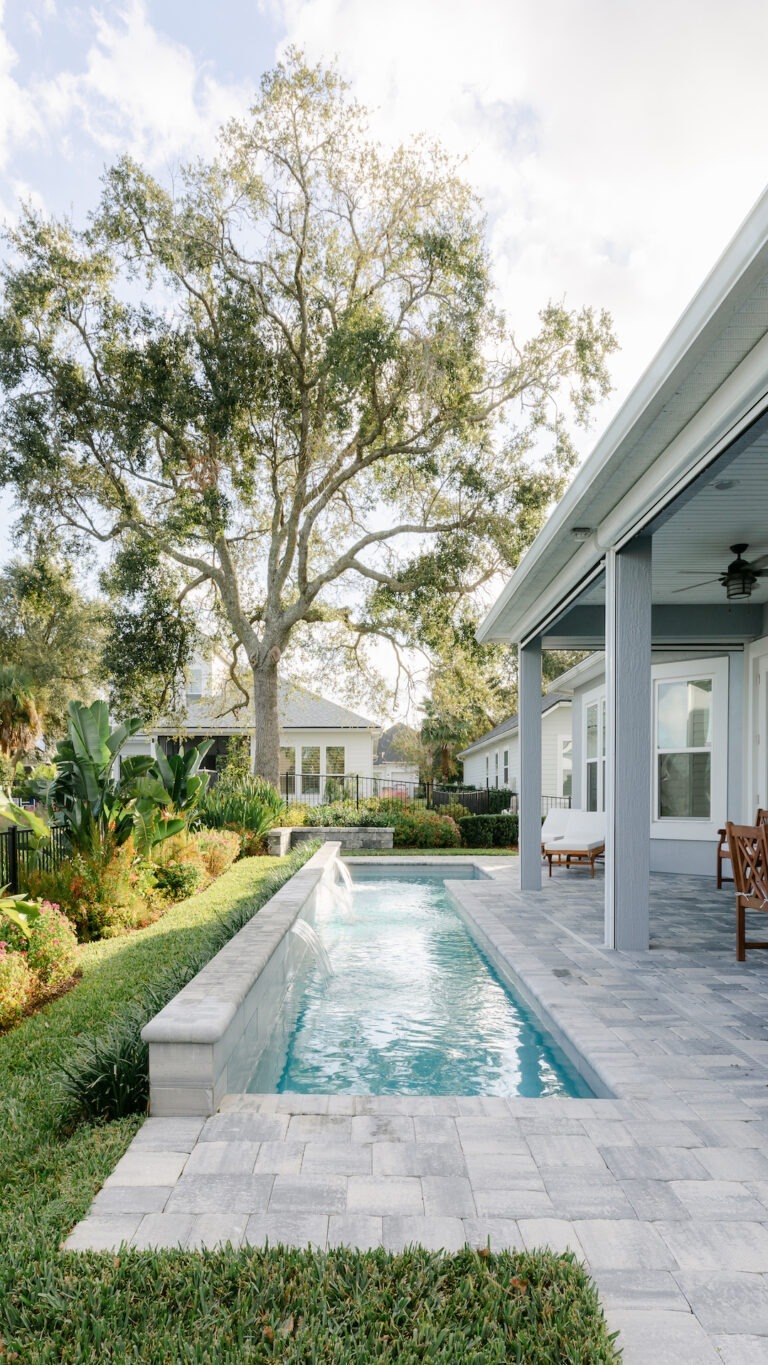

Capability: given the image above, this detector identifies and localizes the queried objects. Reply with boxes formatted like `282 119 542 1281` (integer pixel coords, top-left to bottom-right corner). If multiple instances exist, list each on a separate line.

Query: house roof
457 693 571 758
477 184 768 646
155 679 379 734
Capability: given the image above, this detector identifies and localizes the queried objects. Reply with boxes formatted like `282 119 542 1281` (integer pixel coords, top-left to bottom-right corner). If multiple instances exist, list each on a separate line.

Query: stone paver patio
66 859 768 1363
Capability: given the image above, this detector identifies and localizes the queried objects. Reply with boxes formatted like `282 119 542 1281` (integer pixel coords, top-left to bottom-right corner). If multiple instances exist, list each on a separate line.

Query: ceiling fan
673 544 768 600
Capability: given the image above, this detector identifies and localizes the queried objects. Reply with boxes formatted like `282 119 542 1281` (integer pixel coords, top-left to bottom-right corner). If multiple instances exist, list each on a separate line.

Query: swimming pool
239 866 593 1098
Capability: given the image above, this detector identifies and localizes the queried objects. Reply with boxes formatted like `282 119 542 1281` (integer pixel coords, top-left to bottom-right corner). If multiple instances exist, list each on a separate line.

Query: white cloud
0 0 43 168
270 0 768 421
37 0 251 167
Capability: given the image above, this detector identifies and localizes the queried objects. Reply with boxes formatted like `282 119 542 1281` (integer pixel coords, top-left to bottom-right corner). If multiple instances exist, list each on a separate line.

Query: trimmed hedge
392 809 461 848
458 813 518 848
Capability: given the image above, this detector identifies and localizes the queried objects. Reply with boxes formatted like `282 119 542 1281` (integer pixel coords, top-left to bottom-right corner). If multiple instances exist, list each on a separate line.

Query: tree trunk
441 744 451 782
252 658 281 787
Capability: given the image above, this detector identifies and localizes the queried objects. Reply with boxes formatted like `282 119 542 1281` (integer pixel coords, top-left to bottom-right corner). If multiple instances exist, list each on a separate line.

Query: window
326 745 345 776
494 751 499 788
187 665 203 698
503 748 509 786
279 746 296 798
655 677 712 819
301 745 321 795
584 694 606 811
485 754 489 783
559 737 573 800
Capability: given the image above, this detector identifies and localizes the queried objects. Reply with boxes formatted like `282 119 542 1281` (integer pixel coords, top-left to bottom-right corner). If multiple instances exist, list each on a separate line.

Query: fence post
356 774 359 809
7 824 19 895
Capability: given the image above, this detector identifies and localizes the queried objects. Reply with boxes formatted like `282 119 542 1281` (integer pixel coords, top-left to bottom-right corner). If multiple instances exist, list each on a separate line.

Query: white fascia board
478 187 768 646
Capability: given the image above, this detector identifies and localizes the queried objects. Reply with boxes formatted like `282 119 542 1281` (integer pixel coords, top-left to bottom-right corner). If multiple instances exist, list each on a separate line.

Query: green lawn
0 852 618 1363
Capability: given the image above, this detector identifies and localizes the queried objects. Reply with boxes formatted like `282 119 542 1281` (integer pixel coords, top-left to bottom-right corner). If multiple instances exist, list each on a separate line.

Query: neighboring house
477 185 768 951
457 694 572 801
373 724 420 791
123 652 381 800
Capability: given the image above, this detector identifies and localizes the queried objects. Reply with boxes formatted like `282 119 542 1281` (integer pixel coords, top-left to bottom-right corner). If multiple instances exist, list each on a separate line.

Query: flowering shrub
25 902 79 986
26 842 148 941
391 810 461 848
0 943 34 1030
195 829 240 879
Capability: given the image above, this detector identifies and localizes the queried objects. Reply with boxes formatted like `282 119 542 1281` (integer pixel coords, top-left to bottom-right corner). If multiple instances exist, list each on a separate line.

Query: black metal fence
277 773 570 819
0 824 68 895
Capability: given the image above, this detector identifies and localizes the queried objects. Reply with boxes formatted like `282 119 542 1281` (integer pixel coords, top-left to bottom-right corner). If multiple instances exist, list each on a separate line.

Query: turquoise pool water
250 869 592 1098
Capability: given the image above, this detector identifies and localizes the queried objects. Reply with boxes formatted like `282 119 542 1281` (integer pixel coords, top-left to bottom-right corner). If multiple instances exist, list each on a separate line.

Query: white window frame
557 735 573 800
651 656 728 842
494 750 499 788
582 684 607 812
503 748 509 787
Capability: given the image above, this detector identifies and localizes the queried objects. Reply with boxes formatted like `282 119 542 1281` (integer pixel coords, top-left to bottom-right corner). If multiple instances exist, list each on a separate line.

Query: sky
2 0 768 713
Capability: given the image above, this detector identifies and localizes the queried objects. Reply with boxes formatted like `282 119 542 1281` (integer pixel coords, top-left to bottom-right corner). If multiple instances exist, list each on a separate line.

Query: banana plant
151 741 212 818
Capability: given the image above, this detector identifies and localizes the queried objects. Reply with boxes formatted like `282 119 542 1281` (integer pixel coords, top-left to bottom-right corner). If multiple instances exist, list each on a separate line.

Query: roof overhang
478 185 768 646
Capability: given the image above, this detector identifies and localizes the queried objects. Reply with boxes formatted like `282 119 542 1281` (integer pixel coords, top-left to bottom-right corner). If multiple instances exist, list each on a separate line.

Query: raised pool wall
267 826 394 855
141 842 341 1116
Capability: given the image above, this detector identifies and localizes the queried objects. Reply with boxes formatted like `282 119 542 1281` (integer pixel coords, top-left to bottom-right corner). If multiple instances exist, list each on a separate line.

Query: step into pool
237 866 593 1098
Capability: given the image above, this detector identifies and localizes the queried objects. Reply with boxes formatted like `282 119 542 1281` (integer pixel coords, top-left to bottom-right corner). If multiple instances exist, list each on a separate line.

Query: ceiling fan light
726 571 756 600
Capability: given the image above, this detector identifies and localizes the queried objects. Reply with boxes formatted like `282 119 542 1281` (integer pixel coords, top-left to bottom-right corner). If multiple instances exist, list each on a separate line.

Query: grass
344 846 518 856
0 850 618 1363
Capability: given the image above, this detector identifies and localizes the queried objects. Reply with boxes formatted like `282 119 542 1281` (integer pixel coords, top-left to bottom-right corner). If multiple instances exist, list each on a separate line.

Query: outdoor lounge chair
717 809 768 887
540 807 571 853
543 810 606 879
726 821 768 961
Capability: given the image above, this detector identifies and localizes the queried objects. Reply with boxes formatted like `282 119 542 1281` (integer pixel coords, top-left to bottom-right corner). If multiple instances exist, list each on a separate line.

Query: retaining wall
141 842 340 1116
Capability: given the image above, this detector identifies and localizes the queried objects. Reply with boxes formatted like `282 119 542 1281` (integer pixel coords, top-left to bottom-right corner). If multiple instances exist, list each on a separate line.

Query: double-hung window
652 657 727 837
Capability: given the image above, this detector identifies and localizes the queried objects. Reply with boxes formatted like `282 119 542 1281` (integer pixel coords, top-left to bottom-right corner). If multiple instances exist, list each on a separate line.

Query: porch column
605 538 652 950
518 636 542 891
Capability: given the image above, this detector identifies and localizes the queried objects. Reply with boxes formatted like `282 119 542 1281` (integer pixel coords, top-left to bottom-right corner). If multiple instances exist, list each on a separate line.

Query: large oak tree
0 54 616 783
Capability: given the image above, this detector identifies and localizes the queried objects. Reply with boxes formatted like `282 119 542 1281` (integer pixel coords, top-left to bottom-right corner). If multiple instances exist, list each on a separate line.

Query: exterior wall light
570 527 592 541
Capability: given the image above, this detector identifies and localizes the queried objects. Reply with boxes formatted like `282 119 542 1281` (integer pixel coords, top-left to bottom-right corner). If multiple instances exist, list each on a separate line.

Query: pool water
248 869 592 1098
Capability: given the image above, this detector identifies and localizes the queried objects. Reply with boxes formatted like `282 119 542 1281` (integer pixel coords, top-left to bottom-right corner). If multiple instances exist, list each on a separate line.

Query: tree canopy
0 551 104 744
0 53 616 782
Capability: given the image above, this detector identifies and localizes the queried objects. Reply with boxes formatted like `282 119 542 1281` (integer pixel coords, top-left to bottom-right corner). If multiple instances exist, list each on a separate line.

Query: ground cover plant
0 848 615 1362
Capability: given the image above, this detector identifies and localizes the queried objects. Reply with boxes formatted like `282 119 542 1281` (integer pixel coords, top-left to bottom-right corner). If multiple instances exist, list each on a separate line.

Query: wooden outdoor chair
726 821 768 961
718 808 768 887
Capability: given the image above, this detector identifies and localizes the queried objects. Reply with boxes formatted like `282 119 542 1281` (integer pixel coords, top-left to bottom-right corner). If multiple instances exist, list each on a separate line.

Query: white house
478 185 768 952
457 693 572 802
123 652 381 802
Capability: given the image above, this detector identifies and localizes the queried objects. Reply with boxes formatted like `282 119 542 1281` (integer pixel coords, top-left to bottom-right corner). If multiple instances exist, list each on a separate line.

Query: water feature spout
290 918 333 980
335 860 353 891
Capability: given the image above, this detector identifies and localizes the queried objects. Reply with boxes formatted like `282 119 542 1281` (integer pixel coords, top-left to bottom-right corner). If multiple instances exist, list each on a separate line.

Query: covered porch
478 186 768 952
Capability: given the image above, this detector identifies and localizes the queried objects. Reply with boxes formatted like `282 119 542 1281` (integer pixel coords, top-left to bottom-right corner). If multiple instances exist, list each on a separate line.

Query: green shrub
392 810 461 848
197 774 283 851
493 813 518 846
25 901 78 986
0 944 34 1029
488 787 516 815
279 803 311 827
457 813 518 848
152 862 203 902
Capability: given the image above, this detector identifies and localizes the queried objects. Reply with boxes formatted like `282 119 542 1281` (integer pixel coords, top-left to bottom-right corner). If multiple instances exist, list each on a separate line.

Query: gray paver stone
244 1213 329 1249
346 1177 423 1215
382 1216 465 1252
